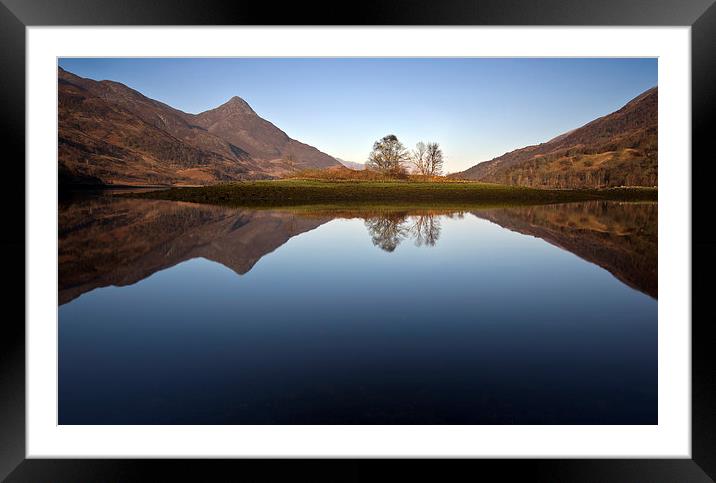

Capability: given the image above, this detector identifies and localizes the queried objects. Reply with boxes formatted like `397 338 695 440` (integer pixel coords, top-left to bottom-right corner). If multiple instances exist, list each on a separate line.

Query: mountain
58 67 340 186
192 97 339 176
336 158 366 170
59 71 252 186
453 87 658 189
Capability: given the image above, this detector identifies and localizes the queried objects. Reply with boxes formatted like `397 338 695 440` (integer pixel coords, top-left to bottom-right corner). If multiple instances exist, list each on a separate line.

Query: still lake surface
59 195 657 424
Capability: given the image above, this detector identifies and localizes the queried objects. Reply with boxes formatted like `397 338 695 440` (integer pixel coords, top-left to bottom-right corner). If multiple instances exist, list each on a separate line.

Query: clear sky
59 58 657 173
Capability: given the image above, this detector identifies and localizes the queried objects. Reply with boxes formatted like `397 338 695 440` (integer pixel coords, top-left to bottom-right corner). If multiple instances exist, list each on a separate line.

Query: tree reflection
409 214 441 247
364 213 443 251
364 213 410 252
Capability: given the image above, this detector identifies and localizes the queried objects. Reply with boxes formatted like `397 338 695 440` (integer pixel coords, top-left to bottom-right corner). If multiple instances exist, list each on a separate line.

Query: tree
411 142 430 175
366 134 409 175
425 142 444 176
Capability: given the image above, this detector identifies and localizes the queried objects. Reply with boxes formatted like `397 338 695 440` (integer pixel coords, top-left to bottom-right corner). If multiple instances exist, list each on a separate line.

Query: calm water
58 196 657 424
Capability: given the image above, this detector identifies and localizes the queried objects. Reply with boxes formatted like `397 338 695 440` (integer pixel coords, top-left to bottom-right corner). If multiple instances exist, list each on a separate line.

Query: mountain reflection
58 196 332 305
59 196 657 304
471 201 657 298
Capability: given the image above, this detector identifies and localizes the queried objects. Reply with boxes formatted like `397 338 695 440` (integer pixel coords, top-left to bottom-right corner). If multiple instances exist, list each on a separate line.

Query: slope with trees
452 87 658 189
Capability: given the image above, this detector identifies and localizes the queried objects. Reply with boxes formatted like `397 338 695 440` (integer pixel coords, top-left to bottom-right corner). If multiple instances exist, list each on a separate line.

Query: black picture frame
2 1 714 481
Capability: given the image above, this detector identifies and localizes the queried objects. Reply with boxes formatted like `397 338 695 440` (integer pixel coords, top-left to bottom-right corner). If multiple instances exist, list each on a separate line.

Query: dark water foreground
59 195 657 424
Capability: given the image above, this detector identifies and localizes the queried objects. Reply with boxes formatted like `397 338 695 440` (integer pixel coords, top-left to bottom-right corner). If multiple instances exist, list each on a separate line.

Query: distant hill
336 159 365 170
58 67 340 186
452 87 657 188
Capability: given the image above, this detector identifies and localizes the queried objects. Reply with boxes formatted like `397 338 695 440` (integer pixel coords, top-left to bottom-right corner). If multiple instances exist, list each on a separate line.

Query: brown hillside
59 78 250 186
454 87 657 189
193 97 339 175
58 67 340 186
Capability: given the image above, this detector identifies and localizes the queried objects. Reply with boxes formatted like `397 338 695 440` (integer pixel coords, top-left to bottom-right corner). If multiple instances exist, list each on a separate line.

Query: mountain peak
221 96 255 114
58 67 342 185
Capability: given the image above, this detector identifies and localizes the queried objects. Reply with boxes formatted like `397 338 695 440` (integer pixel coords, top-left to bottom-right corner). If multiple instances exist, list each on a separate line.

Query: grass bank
130 179 658 207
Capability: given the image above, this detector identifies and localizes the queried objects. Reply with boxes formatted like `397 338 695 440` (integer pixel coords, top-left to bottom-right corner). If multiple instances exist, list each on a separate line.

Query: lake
58 195 657 424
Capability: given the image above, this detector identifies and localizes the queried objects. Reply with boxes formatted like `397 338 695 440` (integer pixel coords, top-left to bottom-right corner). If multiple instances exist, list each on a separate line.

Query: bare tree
411 142 429 175
425 142 444 176
366 134 409 176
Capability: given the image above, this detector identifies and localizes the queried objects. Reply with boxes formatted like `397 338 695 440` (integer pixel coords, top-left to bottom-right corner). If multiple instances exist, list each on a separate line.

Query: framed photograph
3 0 715 481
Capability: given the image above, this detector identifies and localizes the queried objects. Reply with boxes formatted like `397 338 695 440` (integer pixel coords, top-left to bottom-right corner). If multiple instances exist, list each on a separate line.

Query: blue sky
59 58 657 173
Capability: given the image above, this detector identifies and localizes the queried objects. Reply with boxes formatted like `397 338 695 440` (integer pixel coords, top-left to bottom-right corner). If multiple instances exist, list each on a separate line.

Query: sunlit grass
130 179 657 207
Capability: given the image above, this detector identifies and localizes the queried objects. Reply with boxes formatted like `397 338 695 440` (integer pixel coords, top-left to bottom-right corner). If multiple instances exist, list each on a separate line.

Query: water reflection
472 202 657 298
364 213 406 252
58 196 330 304
364 212 444 251
59 195 658 425
409 214 443 247
59 197 657 303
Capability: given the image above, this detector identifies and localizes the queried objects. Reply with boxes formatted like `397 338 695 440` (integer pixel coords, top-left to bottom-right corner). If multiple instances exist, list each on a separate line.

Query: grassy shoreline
129 179 658 207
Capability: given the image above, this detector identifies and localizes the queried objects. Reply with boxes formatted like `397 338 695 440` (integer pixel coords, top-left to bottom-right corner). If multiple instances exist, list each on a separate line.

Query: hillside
193 97 338 175
453 87 658 189
58 67 340 186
